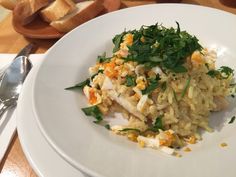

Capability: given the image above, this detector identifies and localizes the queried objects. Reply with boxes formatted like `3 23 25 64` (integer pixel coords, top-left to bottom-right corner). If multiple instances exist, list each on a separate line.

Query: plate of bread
4 0 120 39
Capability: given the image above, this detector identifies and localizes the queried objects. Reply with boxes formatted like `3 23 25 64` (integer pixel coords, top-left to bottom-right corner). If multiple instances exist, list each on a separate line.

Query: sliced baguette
0 0 17 10
50 0 104 33
102 0 120 12
13 0 50 25
40 0 77 23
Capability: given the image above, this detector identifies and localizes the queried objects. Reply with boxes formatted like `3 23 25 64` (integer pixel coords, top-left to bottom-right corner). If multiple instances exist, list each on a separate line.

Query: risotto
66 23 234 155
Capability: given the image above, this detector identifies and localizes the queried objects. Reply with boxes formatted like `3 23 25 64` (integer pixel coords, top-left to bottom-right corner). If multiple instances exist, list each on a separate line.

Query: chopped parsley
97 52 111 63
181 77 191 98
113 22 202 73
147 115 163 132
113 31 126 53
207 66 234 79
142 77 159 95
120 128 141 133
125 75 136 87
81 105 103 123
219 66 234 79
230 83 236 86
228 116 236 124
161 82 167 91
207 70 221 78
104 124 111 130
171 65 187 73
142 82 158 95
173 89 178 102
65 78 90 90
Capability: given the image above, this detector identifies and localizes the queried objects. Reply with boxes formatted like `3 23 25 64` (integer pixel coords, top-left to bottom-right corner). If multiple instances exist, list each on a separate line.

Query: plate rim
17 59 86 177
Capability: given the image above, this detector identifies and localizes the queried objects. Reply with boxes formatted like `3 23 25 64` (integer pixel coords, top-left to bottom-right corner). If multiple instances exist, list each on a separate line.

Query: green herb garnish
171 65 187 73
113 22 202 73
147 115 163 132
161 82 167 91
142 77 159 95
120 128 141 133
125 75 136 87
104 124 111 130
65 79 90 90
97 52 111 63
91 69 104 80
207 70 221 78
205 63 209 69
230 83 236 86
181 77 191 98
219 66 234 79
81 105 103 123
229 116 236 124
207 66 234 79
173 89 178 102
113 32 126 53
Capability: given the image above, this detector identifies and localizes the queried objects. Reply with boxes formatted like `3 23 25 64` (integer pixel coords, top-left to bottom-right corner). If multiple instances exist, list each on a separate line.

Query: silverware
0 43 34 119
0 44 34 81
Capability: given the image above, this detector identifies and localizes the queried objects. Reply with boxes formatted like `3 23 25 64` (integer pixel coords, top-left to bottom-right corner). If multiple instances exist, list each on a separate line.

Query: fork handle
0 102 15 120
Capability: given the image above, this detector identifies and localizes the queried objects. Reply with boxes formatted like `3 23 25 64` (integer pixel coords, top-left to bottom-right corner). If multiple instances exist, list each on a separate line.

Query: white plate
17 60 88 177
33 4 236 177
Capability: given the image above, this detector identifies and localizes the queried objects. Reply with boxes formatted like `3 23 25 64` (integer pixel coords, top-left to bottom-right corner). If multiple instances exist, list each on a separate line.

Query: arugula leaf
65 70 104 90
91 69 104 80
147 115 164 132
81 105 103 123
181 77 191 98
120 128 141 133
65 79 90 90
97 52 111 63
229 116 235 124
125 75 136 87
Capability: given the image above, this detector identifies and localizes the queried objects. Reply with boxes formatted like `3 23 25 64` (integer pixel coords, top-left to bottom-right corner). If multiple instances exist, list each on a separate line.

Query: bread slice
40 0 77 23
13 0 49 25
50 0 104 33
0 0 17 10
102 0 120 12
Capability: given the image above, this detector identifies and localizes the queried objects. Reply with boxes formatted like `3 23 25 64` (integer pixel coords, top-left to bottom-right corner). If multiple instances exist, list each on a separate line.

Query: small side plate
12 15 65 39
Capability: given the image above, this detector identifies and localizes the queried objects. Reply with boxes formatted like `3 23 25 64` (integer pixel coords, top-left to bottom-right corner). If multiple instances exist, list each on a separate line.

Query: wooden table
0 0 235 176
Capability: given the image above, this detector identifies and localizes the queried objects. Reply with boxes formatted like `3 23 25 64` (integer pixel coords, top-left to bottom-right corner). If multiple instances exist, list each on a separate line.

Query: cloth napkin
0 54 44 163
